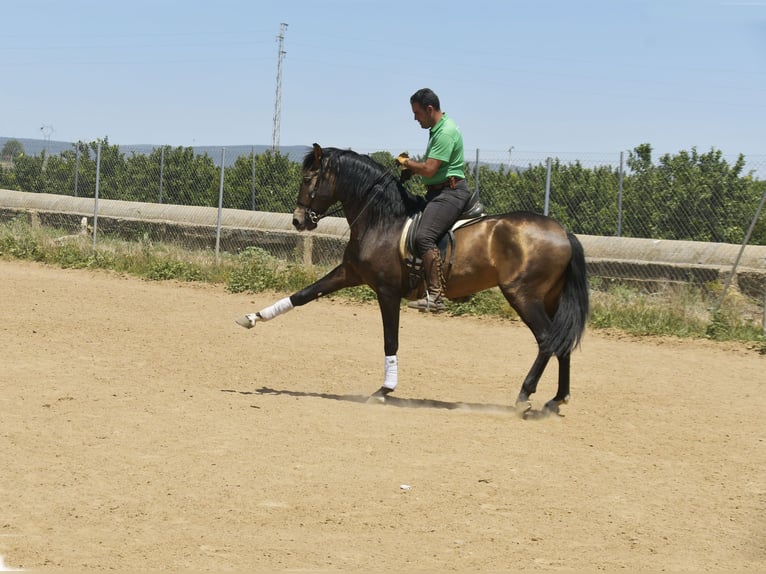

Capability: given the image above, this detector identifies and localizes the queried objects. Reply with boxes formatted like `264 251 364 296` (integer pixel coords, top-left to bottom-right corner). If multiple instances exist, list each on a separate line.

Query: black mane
303 147 423 228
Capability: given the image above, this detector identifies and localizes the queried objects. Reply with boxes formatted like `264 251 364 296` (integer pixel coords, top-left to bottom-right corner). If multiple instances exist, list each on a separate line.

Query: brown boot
407 247 447 313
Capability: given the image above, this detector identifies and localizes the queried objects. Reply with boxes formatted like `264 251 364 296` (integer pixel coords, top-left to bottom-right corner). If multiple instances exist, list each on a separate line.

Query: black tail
544 232 589 357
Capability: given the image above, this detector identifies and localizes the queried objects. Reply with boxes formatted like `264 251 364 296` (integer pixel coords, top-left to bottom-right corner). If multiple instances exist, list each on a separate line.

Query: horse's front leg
235 263 361 328
371 290 402 400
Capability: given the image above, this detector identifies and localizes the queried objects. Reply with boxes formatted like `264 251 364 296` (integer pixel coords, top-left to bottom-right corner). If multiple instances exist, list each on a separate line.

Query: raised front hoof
368 386 394 404
235 314 257 329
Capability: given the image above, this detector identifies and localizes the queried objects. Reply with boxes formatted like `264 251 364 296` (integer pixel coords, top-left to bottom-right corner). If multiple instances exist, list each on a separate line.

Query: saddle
399 188 486 297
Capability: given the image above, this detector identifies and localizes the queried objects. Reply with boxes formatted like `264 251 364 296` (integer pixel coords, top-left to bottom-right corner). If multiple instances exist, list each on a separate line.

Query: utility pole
40 124 54 155
40 124 54 170
271 23 288 152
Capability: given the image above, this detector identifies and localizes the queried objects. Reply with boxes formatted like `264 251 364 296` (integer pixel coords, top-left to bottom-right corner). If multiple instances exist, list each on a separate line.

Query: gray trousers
414 179 472 256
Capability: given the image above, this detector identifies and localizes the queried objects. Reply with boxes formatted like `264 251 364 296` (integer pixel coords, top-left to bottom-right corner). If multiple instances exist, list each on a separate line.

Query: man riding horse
397 88 475 313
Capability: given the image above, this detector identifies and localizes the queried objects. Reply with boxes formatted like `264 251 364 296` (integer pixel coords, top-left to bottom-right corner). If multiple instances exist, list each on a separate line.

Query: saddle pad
398 215 480 261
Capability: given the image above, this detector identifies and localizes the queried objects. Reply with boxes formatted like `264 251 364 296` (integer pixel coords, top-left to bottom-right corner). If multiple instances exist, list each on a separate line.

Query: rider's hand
396 153 410 168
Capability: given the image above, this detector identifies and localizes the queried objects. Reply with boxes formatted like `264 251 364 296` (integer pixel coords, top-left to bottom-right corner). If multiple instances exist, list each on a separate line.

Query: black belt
425 176 464 193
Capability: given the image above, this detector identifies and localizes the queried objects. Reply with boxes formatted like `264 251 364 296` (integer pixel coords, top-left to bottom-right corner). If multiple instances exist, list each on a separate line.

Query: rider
396 88 472 312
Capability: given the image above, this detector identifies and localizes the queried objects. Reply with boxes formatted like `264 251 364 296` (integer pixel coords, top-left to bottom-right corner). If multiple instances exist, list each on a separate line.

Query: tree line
1 139 764 245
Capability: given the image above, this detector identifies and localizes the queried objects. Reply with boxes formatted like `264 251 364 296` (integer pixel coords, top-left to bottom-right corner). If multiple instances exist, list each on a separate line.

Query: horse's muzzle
292 207 317 232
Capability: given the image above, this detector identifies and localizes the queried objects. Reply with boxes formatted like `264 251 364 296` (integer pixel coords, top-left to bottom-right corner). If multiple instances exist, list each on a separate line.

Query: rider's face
411 102 435 129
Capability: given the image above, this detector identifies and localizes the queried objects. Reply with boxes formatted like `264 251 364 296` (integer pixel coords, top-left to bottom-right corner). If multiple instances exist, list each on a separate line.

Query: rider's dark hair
410 88 441 110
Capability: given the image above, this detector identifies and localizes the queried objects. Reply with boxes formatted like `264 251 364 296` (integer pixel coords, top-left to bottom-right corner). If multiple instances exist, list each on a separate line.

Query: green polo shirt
422 113 465 185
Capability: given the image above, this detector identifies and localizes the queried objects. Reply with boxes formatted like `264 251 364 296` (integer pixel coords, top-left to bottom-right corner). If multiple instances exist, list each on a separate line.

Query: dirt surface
1 259 764 572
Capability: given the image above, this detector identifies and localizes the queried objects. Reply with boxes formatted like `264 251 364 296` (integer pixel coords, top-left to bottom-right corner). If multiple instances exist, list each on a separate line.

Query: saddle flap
399 211 485 262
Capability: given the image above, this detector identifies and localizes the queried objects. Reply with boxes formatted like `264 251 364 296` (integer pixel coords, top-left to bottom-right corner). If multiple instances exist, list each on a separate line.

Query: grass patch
448 289 518 319
589 280 765 345
226 246 321 294
1 217 763 346
589 283 709 337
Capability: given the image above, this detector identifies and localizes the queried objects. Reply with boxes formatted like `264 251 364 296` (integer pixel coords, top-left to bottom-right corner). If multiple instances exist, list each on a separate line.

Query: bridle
296 156 330 225
297 154 395 229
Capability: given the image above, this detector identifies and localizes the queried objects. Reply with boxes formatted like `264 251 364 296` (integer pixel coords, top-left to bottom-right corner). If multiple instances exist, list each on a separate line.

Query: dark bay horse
237 144 589 415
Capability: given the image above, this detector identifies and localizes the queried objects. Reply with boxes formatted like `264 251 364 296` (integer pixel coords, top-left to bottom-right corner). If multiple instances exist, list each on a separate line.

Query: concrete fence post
302 235 314 266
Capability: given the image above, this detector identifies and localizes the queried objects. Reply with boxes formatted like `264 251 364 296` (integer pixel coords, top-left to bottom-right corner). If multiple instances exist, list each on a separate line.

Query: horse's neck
334 163 408 227
341 183 406 239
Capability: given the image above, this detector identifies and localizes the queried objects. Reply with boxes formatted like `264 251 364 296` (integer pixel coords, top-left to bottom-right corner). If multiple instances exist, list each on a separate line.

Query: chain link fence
1 138 765 310
472 148 766 242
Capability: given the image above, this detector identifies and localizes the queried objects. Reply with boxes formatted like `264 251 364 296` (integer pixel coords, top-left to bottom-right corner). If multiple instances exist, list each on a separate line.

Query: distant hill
0 137 311 166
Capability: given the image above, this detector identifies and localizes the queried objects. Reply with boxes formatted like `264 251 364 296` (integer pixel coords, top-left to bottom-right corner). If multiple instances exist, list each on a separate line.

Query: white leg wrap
383 355 398 390
258 297 294 321
236 297 295 329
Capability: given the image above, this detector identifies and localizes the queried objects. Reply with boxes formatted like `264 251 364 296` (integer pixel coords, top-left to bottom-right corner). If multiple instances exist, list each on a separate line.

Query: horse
236 144 589 415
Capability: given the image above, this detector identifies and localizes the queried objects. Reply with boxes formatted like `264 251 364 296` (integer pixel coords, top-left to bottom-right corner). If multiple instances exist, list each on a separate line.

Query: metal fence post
617 150 624 237
544 157 552 216
714 187 766 317
215 147 226 262
251 145 256 211
74 145 80 197
159 146 165 204
475 149 480 195
92 141 101 250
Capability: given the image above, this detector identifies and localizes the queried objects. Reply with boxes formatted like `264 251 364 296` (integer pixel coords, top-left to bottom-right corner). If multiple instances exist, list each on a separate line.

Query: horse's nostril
292 217 301 229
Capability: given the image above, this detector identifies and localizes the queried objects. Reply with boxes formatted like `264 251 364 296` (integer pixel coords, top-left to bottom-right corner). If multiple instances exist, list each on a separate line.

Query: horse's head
293 143 337 231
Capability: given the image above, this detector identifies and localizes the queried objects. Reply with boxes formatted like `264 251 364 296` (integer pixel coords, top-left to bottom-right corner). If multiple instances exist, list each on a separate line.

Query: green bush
226 246 320 294
0 217 44 260
147 259 205 282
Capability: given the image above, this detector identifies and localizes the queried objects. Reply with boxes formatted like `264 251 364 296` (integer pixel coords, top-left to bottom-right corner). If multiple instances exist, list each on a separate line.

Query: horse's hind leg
504 297 552 409
517 349 570 417
516 350 551 413
504 295 565 415
543 353 571 415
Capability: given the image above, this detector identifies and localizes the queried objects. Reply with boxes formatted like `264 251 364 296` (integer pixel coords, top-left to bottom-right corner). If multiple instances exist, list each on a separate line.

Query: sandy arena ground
1 259 764 571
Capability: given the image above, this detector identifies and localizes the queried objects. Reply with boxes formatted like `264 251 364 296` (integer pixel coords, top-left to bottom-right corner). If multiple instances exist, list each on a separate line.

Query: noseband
297 157 329 225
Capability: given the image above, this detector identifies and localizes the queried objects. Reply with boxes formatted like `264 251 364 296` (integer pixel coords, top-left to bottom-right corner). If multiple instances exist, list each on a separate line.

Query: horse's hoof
235 314 257 329
514 399 531 419
543 399 564 416
368 386 393 404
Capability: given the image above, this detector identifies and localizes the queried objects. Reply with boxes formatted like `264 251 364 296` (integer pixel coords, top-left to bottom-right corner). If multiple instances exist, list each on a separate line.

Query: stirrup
407 295 446 313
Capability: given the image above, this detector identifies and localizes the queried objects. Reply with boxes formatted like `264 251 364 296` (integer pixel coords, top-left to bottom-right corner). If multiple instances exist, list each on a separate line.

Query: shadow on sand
221 387 558 419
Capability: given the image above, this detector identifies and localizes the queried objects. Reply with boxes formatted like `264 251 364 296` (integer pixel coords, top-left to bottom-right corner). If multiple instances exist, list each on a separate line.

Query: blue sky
3 0 765 161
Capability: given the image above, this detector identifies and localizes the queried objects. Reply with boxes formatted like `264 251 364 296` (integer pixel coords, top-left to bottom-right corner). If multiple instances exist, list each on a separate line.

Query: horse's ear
312 143 322 167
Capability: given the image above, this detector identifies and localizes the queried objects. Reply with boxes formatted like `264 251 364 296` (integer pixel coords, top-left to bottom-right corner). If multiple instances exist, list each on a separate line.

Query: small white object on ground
0 555 23 572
